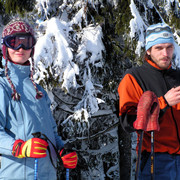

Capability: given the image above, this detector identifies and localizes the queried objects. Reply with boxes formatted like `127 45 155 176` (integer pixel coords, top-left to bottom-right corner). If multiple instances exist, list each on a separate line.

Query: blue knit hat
145 23 174 51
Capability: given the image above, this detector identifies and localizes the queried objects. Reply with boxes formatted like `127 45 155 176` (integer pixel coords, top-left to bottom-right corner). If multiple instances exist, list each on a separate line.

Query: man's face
147 43 174 70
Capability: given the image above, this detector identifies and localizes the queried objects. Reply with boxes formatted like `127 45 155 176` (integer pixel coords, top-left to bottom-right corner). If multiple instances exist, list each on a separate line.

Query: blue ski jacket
0 60 64 180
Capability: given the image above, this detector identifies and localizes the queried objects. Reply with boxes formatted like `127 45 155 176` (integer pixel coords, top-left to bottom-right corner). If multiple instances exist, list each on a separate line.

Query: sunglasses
2 34 36 50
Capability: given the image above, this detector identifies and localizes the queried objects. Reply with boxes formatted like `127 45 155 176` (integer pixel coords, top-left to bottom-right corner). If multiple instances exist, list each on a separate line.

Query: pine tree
1 0 35 16
1 0 180 179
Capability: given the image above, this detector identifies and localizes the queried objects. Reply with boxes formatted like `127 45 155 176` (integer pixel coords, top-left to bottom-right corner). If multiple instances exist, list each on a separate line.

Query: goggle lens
3 34 36 50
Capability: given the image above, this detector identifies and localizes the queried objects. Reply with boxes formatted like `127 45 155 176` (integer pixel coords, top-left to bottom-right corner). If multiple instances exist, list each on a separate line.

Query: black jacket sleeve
120 113 136 133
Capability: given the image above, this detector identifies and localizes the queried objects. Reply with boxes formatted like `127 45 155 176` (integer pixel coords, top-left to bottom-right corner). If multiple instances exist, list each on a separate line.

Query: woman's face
8 48 32 64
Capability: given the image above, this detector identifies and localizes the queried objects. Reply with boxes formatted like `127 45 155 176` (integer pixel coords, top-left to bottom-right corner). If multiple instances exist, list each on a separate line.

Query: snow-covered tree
1 0 180 179
33 1 120 179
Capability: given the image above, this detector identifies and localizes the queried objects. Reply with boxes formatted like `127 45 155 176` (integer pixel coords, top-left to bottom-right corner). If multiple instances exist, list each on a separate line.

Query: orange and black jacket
118 59 180 154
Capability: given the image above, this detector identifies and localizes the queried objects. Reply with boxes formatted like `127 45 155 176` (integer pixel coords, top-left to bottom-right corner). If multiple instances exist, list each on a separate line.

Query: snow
0 0 180 179
34 1 105 135
34 17 79 91
164 0 180 15
129 0 147 56
69 6 86 29
77 25 104 66
147 0 154 8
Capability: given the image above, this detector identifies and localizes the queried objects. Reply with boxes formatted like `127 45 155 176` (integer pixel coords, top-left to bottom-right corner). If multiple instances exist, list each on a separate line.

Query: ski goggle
2 34 36 50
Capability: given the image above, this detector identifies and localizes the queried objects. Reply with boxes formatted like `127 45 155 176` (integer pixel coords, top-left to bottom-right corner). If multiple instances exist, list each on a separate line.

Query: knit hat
1 19 43 101
2 19 34 38
145 23 174 51
2 19 35 59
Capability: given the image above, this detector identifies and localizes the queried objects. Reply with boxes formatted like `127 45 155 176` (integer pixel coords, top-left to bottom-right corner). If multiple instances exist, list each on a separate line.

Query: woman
0 19 77 180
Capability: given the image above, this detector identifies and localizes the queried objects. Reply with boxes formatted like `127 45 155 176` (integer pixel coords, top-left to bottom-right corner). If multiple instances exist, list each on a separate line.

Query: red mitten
133 91 160 131
12 138 48 158
60 148 78 169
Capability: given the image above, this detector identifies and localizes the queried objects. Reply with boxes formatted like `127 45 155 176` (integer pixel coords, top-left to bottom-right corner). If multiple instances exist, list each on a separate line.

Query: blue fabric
145 23 175 50
139 153 180 180
0 60 64 180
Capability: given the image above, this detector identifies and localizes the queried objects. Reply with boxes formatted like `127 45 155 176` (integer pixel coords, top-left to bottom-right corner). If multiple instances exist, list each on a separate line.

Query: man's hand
164 86 180 106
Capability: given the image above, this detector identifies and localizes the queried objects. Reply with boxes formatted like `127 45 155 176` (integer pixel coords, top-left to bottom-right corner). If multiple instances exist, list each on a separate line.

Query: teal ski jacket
0 60 64 180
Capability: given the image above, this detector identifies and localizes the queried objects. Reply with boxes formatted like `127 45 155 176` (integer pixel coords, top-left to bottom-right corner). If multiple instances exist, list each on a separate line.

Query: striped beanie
145 23 174 51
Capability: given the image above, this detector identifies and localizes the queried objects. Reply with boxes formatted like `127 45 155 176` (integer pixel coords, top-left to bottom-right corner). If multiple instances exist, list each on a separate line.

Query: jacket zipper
17 100 27 179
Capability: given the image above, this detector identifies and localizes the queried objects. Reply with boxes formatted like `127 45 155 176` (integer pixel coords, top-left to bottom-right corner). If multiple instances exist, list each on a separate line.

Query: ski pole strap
31 132 64 169
41 133 63 169
46 145 57 169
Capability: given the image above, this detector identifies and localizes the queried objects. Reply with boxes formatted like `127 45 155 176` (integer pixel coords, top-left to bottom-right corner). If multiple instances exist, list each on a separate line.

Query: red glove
60 148 78 169
12 138 48 158
133 91 160 131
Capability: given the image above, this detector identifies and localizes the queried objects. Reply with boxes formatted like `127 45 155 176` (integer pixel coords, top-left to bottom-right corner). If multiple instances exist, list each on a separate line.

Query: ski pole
32 132 41 180
135 130 144 180
133 91 160 180
34 158 38 180
150 131 155 180
66 168 69 180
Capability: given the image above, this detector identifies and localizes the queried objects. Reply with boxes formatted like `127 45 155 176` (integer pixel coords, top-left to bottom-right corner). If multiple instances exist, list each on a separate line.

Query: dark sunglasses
2 34 36 50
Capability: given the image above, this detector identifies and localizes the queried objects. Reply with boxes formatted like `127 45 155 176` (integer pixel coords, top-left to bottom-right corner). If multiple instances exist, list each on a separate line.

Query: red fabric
2 20 34 38
12 139 24 157
12 138 48 158
133 91 160 131
60 148 78 169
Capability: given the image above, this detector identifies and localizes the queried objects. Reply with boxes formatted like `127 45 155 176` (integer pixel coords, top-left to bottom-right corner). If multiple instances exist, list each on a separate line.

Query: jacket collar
1 58 30 79
145 57 171 70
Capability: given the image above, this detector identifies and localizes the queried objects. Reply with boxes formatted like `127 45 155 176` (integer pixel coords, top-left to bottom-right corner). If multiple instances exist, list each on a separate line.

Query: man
118 23 180 179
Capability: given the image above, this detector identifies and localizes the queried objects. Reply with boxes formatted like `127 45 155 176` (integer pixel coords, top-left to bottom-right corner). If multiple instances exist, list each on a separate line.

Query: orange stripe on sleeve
118 74 143 116
158 96 169 109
